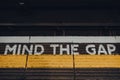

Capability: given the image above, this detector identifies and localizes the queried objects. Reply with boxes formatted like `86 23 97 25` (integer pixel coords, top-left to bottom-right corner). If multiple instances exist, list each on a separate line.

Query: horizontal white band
0 36 29 43
0 36 120 43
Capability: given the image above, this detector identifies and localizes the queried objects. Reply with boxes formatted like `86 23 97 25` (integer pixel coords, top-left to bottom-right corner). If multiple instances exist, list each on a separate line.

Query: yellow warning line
75 55 120 68
0 55 26 68
27 55 73 68
0 55 120 68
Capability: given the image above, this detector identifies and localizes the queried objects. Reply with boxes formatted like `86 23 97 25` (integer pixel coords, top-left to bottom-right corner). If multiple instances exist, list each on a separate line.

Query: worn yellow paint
75 55 120 68
27 55 73 68
0 55 120 68
0 55 26 68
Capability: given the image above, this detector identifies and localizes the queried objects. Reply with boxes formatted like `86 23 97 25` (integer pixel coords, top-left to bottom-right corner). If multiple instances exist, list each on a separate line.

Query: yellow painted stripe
0 55 26 68
0 55 120 68
75 55 120 68
27 55 73 68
